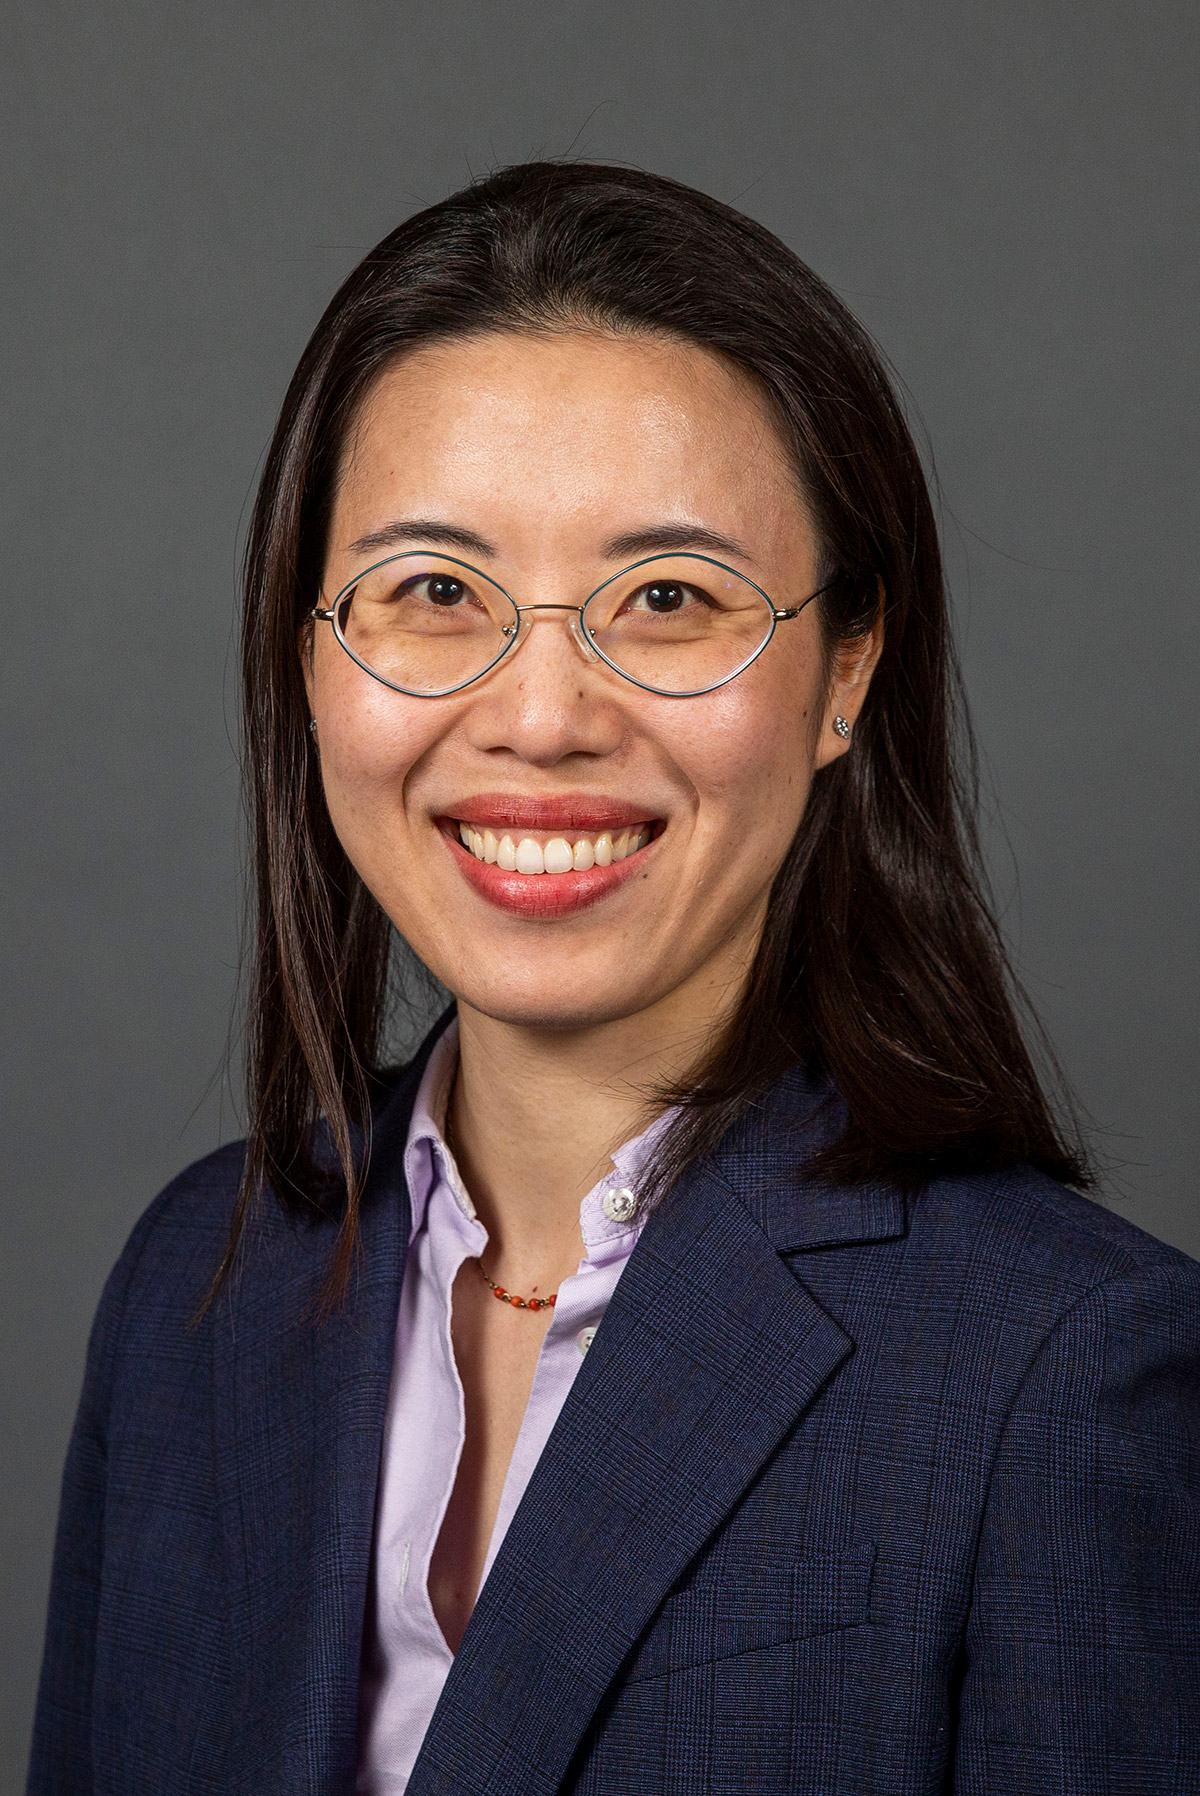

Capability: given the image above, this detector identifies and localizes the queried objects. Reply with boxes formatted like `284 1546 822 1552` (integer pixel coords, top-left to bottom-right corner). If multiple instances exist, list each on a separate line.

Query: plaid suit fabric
28 1052 1200 1795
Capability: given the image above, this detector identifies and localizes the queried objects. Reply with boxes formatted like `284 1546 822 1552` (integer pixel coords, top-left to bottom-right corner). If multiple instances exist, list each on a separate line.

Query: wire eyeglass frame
311 549 842 700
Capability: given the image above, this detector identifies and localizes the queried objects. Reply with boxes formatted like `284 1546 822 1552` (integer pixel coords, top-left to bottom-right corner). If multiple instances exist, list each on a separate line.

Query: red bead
481 1270 559 1312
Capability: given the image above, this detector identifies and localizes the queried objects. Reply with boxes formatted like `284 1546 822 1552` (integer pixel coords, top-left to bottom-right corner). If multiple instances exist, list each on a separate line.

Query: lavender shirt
356 1021 671 1793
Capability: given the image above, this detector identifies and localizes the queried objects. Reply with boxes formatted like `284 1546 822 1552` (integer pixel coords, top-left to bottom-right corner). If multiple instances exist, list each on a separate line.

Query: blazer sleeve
954 1258 1200 1793
26 1201 164 1796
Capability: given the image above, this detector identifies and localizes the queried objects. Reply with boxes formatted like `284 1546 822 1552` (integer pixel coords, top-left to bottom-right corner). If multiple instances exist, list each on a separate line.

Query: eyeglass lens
330 552 777 697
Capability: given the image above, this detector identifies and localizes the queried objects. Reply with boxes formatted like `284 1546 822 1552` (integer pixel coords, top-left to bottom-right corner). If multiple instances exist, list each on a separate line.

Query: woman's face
309 329 867 1036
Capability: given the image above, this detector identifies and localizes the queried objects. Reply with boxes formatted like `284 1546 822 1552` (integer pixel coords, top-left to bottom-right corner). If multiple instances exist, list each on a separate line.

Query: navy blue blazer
29 1031 1200 1794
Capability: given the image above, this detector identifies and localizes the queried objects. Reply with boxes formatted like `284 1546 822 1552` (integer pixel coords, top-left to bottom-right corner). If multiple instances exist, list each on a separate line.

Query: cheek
311 640 438 819
670 659 816 830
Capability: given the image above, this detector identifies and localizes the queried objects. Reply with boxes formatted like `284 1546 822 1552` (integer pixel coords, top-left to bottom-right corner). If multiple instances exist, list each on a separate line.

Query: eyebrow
347 517 754 565
347 518 498 558
600 524 754 563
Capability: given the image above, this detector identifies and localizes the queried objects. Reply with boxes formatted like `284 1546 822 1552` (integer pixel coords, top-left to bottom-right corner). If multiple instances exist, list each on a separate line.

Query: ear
299 619 317 711
813 580 885 770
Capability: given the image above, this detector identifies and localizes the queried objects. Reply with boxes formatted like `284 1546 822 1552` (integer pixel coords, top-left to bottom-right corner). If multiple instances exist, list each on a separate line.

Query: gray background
2 0 1197 1782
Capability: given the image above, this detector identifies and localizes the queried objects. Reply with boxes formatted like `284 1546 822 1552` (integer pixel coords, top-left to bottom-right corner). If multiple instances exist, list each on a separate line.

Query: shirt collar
579 1105 676 1250
403 1016 476 1235
401 1015 677 1249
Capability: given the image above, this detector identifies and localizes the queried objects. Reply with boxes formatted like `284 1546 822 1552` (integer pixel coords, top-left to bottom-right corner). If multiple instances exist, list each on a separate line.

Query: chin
433 952 671 1036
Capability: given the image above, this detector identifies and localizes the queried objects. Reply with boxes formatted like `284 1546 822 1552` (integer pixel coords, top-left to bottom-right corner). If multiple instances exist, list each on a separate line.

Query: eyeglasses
311 550 839 700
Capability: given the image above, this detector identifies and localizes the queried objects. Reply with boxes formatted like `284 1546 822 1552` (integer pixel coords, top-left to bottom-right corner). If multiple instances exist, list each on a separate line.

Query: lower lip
440 823 657 919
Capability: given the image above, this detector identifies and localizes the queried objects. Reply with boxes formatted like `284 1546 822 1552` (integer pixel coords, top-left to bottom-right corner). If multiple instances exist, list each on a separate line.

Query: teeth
457 821 654 876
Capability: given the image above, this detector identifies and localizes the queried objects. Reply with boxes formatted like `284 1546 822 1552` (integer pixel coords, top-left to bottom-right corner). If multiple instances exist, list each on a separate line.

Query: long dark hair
216 160 1087 1305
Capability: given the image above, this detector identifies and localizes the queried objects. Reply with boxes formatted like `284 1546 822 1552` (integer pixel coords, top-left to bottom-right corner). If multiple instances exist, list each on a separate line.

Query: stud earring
834 715 851 740
309 718 318 739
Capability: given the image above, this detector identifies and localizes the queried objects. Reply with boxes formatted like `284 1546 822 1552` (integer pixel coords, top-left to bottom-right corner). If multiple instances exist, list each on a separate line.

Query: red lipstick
437 794 661 920
450 793 655 833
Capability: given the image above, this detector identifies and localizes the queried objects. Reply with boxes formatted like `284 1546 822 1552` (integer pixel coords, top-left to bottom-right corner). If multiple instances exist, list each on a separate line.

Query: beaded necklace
475 1261 558 1312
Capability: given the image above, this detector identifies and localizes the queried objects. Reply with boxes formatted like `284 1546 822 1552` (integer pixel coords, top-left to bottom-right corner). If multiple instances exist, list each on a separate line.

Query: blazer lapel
407 1144 856 1796
213 1035 438 1795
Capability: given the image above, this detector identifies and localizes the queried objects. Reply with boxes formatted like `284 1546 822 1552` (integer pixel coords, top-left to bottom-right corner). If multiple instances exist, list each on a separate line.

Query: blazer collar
709 1063 909 1252
407 1132 861 1796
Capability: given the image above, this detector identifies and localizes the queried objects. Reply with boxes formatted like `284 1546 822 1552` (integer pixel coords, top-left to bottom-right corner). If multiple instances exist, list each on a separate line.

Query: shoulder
125 1136 248 1268
736 1065 1198 1325
867 1162 1200 1423
783 1159 1200 1521
66 1139 249 1447
908 1160 1199 1322
91 1139 248 1356
748 1078 1200 1400
97 1026 439 1337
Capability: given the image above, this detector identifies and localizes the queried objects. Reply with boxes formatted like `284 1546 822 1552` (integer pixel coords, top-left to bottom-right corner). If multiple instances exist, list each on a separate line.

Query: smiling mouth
453 820 656 875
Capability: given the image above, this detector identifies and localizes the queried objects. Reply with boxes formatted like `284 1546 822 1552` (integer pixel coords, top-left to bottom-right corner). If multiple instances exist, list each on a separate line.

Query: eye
627 580 708 615
404 573 470 608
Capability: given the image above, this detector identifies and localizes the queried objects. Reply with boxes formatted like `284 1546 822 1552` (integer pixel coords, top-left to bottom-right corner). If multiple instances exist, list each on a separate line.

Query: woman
29 162 1199 1795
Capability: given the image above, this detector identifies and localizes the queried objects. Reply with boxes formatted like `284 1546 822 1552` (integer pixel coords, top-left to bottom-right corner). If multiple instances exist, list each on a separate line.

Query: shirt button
577 1326 597 1355
602 1185 637 1223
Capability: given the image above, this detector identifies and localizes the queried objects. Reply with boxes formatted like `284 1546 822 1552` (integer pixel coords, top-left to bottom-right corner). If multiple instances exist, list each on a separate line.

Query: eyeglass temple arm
772 577 849 622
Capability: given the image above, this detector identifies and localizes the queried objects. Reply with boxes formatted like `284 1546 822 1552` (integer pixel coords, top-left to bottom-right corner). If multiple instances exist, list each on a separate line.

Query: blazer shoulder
912 1158 1200 1317
722 1070 1197 1309
102 1032 434 1346
66 1139 249 1440
101 1138 248 1330
137 1136 248 1242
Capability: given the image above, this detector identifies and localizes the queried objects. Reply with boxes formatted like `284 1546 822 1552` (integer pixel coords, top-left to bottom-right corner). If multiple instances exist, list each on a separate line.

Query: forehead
329 329 810 564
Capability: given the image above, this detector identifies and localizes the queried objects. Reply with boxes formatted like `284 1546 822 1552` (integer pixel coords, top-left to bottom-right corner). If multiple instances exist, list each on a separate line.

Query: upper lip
445 793 660 832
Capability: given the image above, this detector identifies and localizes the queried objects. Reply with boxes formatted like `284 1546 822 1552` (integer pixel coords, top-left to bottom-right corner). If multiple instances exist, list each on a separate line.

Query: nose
463 601 624 767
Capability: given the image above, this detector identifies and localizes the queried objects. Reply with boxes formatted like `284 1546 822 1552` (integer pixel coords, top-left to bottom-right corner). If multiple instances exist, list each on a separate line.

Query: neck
445 930 756 1282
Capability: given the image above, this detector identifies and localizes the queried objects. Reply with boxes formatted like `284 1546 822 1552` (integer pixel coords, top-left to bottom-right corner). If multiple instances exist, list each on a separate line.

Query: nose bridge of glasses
508 600 597 660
